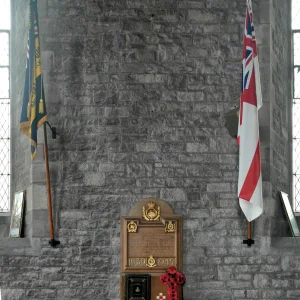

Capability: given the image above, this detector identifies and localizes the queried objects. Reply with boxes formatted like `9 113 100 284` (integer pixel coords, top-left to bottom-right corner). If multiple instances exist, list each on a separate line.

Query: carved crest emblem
143 202 160 221
127 221 138 233
165 221 176 233
146 255 156 268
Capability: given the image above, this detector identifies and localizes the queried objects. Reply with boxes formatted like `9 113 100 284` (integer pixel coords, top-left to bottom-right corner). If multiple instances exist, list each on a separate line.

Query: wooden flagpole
43 123 60 247
243 221 254 247
247 221 252 239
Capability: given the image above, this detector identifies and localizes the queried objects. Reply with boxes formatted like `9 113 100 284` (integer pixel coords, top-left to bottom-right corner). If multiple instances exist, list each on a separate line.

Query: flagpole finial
243 238 254 247
49 239 60 247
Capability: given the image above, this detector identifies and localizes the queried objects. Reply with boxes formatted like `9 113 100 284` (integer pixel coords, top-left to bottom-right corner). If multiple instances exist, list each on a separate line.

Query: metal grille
0 0 10 213
294 102 300 211
0 32 10 212
293 0 300 212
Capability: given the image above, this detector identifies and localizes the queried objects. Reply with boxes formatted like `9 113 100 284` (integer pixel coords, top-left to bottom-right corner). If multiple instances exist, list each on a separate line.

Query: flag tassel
243 221 254 247
43 123 60 247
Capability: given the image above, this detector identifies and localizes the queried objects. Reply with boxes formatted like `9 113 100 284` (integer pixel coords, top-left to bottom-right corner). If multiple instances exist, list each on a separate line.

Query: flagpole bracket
46 121 56 139
243 238 254 247
49 239 60 247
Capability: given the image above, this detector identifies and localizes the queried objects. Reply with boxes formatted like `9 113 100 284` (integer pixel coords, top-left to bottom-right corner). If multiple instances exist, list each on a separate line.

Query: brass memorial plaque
120 198 183 300
128 227 175 258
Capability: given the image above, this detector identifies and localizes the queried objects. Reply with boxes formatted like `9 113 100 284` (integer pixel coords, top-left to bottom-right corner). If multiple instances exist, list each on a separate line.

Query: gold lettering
128 258 146 267
128 226 175 258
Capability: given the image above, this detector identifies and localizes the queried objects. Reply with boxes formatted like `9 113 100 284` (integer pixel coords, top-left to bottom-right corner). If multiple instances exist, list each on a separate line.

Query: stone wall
270 0 291 194
1 0 296 299
10 0 31 199
269 0 293 234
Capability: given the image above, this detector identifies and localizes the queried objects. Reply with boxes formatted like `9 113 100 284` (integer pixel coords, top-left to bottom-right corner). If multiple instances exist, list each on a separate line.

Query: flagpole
243 221 254 247
248 221 251 239
43 123 60 247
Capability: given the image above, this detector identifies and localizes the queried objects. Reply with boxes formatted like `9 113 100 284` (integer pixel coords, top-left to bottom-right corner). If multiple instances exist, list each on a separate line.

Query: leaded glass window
0 0 10 213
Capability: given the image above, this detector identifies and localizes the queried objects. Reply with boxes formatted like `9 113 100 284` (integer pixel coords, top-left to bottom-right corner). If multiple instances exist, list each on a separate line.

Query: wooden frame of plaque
120 198 183 300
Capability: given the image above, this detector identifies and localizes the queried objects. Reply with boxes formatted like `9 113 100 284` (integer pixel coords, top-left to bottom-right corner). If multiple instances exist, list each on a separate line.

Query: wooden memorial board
120 198 183 300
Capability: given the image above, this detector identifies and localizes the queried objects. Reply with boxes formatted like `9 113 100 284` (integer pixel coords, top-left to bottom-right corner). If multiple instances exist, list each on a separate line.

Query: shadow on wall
224 106 239 138
0 216 10 237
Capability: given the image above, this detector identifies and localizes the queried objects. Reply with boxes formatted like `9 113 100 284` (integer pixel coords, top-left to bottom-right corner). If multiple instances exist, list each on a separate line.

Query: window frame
0 28 11 215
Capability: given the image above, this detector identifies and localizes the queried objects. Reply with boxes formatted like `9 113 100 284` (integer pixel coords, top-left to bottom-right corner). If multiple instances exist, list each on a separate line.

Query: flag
20 0 47 160
237 0 263 222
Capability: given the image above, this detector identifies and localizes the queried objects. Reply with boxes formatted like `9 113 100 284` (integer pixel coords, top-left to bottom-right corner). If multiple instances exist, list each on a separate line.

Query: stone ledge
270 237 300 255
0 238 41 256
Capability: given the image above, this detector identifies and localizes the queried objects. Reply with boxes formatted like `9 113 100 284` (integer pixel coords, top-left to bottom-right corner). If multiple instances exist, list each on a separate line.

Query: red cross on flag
237 0 263 222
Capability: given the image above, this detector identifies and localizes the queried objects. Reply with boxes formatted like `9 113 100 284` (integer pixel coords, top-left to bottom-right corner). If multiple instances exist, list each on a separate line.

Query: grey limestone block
1 289 25 300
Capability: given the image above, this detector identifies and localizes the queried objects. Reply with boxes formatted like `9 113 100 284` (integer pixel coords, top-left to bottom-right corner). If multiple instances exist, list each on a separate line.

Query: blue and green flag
20 0 47 160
